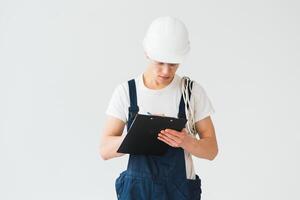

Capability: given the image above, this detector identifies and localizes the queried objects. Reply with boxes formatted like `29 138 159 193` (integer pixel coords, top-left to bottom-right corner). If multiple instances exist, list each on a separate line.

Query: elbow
98 147 110 161
208 147 219 161
100 154 109 161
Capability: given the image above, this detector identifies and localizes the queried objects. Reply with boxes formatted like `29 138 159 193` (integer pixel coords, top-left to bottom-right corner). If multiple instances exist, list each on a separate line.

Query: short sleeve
192 82 215 122
105 84 128 123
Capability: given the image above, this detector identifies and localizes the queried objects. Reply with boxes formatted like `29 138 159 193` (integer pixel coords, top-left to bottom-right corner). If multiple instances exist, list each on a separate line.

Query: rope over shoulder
181 76 197 136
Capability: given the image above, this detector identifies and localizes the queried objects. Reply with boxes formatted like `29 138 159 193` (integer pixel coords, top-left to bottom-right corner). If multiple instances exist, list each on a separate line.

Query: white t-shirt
105 73 215 179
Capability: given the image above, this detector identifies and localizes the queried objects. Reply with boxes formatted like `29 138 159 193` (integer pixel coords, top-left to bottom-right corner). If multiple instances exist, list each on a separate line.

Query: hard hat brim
145 49 187 64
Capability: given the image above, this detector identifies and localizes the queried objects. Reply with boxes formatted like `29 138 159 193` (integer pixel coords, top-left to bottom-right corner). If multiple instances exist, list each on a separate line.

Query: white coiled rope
181 76 197 136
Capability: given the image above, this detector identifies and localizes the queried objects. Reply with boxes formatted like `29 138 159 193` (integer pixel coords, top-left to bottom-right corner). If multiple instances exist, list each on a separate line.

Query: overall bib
115 79 202 200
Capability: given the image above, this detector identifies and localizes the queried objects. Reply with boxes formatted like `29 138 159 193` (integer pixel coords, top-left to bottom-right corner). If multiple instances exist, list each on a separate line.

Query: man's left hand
157 128 194 148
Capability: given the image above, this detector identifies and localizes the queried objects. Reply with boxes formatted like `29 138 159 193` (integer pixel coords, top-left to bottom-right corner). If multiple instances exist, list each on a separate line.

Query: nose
161 65 171 75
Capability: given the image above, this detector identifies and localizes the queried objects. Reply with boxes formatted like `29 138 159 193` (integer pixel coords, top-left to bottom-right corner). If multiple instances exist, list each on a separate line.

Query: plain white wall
1 0 299 199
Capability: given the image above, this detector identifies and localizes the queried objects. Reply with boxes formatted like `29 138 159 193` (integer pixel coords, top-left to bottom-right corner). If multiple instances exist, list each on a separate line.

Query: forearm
182 136 218 160
99 135 125 160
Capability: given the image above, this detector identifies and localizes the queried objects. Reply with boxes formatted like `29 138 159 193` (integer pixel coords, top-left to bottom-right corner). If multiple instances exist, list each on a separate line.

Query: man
99 16 218 200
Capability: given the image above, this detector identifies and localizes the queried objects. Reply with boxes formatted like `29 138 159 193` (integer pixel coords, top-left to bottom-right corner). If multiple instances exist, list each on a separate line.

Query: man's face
149 59 179 84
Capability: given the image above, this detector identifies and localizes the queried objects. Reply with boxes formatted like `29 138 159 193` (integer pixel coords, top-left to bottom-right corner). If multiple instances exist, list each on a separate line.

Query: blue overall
115 79 202 200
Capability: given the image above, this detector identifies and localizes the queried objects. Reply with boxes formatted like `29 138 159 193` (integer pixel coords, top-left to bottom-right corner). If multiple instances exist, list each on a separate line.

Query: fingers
157 132 179 147
161 130 181 141
165 129 184 136
157 129 183 147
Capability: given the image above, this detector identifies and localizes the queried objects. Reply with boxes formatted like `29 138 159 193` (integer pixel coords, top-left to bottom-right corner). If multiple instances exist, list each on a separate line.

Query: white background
1 0 299 199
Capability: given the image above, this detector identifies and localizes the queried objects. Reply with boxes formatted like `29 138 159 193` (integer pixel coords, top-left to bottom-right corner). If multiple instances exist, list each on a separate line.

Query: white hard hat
143 16 190 64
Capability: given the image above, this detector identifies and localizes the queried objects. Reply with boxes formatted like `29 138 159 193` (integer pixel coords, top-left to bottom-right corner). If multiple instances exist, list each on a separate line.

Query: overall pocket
115 172 126 199
173 175 202 200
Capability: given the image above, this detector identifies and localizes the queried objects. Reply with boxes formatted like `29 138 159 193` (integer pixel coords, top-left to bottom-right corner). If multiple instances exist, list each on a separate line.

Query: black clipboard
117 114 187 155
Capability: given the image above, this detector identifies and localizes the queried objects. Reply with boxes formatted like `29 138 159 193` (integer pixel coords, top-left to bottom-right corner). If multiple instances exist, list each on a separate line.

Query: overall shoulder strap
178 78 193 119
127 79 139 131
